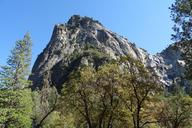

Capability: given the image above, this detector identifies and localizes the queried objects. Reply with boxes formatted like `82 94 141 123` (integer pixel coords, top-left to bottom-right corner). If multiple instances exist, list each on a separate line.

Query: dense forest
1 0 192 128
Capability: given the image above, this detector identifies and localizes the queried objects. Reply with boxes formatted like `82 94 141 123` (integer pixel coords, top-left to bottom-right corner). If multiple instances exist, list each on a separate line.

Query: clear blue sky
0 0 174 66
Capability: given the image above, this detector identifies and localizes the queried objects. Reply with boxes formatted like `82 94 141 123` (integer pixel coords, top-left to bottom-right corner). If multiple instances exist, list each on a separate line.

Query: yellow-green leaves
158 91 192 128
59 56 162 128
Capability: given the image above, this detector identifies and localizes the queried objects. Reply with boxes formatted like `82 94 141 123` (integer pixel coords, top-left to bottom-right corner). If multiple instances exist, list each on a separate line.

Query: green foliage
60 63 127 128
32 86 58 127
70 46 109 63
0 32 32 89
58 56 162 128
170 0 192 41
181 41 192 80
157 87 192 128
170 0 192 80
0 33 33 127
84 48 106 59
1 29 192 128
41 111 75 128
0 89 33 128
118 56 163 128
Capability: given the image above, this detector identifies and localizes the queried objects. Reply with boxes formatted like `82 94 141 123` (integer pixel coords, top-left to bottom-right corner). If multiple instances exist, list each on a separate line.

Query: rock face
29 15 187 91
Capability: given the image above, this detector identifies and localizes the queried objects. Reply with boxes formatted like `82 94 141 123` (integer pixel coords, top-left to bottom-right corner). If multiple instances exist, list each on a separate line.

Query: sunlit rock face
29 15 187 91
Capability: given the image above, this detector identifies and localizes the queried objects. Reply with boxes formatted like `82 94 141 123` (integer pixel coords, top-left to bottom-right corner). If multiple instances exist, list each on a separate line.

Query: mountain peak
67 15 103 28
30 15 188 91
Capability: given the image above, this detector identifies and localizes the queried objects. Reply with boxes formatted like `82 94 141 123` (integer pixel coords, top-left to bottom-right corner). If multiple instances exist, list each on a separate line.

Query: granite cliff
29 15 187 91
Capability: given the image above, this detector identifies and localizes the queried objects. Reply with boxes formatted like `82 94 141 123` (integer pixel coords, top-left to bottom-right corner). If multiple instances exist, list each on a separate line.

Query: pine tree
0 32 32 89
170 0 192 41
170 0 192 80
0 33 33 128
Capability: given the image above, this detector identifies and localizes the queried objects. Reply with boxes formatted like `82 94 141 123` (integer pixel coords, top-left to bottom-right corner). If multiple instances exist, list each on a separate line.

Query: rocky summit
29 15 187 91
